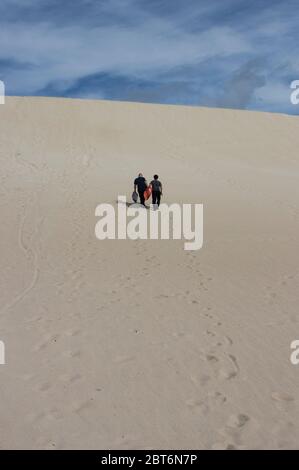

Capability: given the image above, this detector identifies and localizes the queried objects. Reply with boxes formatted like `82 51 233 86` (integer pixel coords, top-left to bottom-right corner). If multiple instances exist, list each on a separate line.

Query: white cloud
0 0 297 113
0 18 252 94
254 82 291 108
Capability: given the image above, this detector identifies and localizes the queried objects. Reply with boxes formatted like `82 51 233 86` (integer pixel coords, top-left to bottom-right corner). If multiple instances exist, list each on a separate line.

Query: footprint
228 354 239 373
204 313 214 319
209 391 227 405
206 330 216 337
186 399 208 414
226 444 238 450
225 336 233 346
33 335 59 351
218 369 237 381
215 354 239 381
227 413 250 429
41 441 58 450
206 354 219 363
211 442 235 450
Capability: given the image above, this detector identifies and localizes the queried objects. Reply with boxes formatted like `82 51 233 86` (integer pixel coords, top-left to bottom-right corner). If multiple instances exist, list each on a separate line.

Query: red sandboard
144 186 152 201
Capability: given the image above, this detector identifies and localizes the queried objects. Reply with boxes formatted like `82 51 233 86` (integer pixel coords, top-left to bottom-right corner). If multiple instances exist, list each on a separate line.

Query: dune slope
0 97 299 449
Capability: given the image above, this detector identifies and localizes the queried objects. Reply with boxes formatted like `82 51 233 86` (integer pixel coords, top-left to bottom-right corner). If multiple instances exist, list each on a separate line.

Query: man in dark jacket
134 173 147 206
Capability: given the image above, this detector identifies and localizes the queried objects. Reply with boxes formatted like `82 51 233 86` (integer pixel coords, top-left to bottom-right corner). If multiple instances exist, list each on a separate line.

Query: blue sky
0 0 298 113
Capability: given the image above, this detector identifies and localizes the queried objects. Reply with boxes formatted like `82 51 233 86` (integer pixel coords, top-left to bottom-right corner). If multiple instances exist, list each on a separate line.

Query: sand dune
0 96 299 449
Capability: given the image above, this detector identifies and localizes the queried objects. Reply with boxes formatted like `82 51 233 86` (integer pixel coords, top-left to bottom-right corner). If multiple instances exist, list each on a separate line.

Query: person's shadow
115 199 150 209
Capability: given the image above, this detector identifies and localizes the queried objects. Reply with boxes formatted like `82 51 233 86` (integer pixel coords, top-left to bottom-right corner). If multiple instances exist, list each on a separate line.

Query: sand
0 96 299 449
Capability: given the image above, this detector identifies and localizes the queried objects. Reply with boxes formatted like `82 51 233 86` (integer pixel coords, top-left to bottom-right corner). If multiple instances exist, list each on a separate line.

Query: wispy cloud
0 0 298 113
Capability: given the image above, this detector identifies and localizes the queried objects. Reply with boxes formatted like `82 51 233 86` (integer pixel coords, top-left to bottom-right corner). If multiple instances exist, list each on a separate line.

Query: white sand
0 96 299 449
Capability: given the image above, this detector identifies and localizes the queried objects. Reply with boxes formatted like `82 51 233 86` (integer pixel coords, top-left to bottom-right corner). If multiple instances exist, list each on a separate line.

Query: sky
0 0 299 114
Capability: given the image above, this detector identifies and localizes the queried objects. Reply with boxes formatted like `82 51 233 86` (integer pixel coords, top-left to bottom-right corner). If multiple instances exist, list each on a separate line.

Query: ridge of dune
4 94 297 116
0 96 299 449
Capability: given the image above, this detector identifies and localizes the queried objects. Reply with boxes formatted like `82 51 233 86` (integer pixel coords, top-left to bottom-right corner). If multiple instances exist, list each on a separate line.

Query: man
134 173 147 206
150 174 163 207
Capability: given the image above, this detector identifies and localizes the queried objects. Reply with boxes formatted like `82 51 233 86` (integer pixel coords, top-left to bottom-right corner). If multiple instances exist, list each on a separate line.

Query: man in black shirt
134 173 147 206
150 174 163 207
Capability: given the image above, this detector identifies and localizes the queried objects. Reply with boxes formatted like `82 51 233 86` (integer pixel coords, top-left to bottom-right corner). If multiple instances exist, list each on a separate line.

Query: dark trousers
138 190 145 205
152 191 161 206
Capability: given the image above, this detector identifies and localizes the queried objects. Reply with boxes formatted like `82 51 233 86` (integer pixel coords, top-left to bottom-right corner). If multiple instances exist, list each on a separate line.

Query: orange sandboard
144 186 152 201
